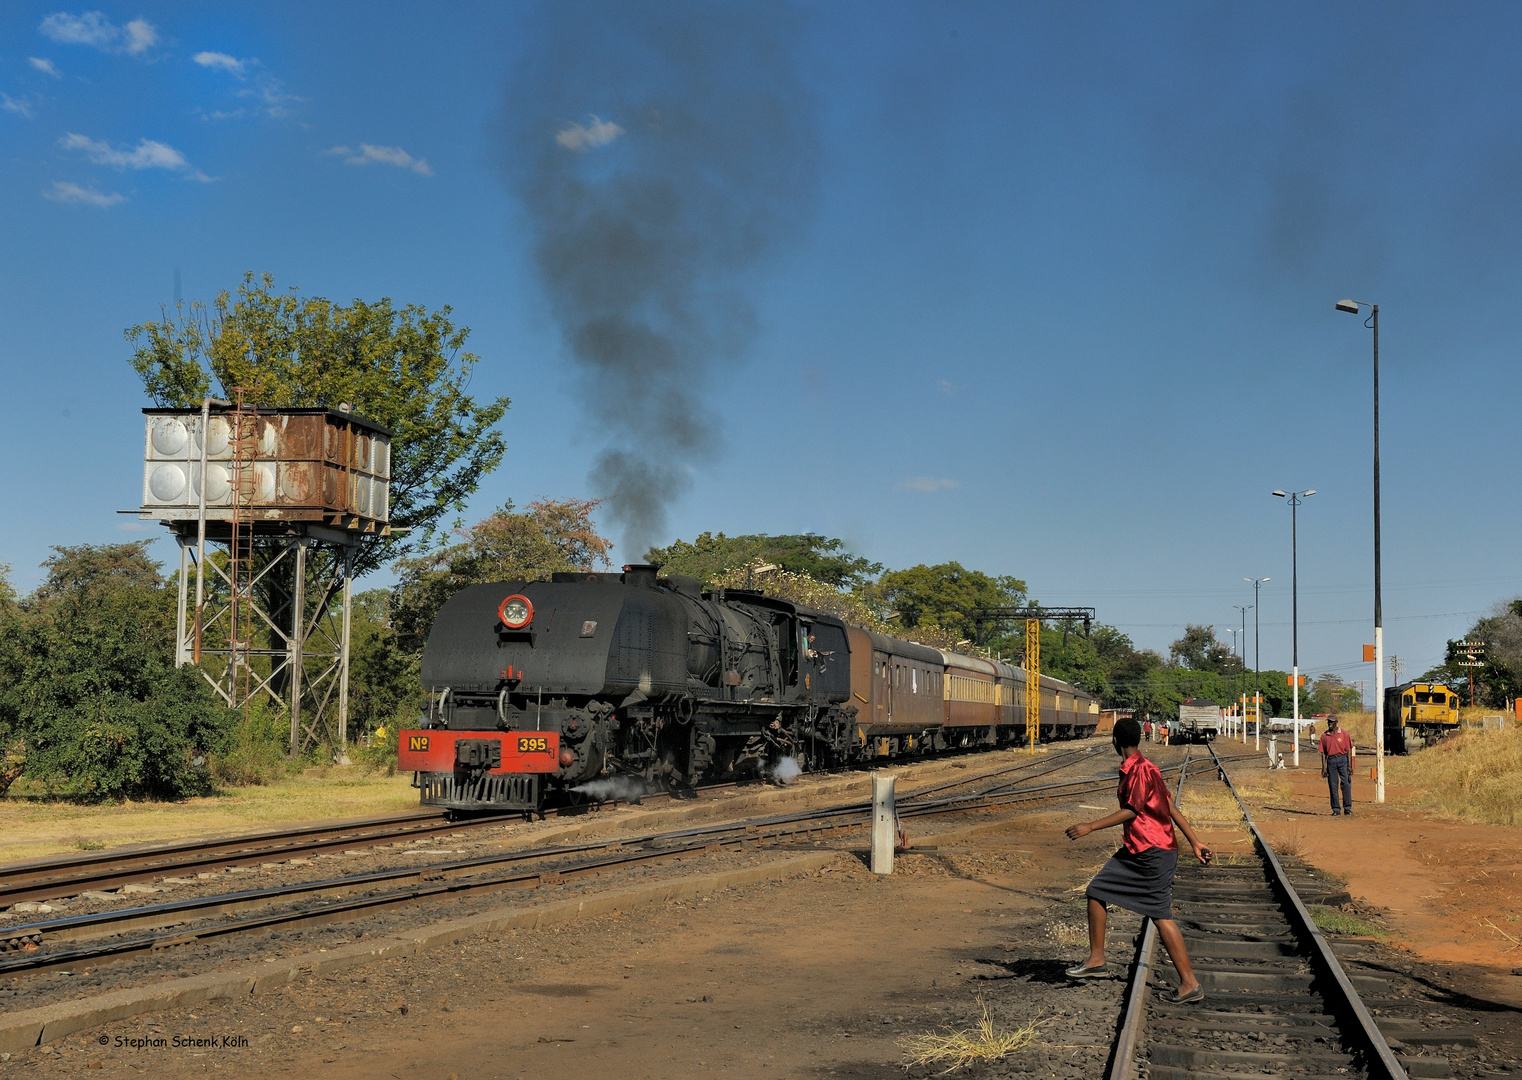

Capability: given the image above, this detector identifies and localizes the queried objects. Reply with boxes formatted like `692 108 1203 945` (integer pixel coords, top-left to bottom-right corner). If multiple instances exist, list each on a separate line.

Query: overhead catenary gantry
977 606 1096 751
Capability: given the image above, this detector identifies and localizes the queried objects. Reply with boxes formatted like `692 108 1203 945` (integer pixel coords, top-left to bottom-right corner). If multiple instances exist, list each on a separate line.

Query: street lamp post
1337 298 1384 804
1245 578 1269 749
1272 490 1316 764
1233 604 1251 739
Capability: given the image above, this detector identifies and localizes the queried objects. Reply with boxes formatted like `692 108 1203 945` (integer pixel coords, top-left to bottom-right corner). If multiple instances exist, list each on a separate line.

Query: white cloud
328 143 433 176
122 17 156 54
59 133 211 180
555 116 624 151
29 57 62 78
896 477 962 492
938 380 964 396
193 51 245 75
43 180 125 207
191 52 300 119
2 93 38 119
39 11 158 56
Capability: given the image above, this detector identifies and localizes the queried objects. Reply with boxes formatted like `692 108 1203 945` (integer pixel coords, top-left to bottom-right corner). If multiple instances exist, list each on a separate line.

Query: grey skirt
1086 847 1178 920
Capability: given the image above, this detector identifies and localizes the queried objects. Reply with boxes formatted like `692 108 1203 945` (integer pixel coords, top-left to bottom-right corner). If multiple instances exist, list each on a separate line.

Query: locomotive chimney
622 563 659 588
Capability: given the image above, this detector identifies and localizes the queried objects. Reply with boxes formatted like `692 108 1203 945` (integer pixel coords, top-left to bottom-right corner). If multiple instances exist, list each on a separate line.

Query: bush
351 723 401 776
1 544 239 802
209 704 298 786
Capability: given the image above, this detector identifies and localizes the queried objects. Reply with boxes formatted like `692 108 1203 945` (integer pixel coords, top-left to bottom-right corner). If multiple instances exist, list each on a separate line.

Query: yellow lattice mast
1025 616 1041 752
975 605 1095 755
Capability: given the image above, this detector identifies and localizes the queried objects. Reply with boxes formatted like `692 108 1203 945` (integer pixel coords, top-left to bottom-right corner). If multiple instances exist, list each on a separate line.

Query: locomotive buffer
978 607 1095 751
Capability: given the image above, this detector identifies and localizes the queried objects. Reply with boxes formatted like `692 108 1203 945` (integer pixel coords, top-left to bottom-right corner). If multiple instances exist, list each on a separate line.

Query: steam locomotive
397 564 1098 813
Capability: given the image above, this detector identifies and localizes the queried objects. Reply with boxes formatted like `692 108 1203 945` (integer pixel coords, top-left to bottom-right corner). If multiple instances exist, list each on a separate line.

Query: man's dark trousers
1326 754 1352 814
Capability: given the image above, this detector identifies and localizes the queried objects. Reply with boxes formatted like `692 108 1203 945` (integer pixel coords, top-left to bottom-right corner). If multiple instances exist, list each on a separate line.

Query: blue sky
3 2 1521 694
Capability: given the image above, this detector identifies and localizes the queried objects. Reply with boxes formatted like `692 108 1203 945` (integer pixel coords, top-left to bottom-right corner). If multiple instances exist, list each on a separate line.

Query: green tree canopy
0 544 235 801
391 498 615 653
125 272 510 571
646 532 882 589
1443 599 1522 707
866 562 1027 648
1168 624 1242 674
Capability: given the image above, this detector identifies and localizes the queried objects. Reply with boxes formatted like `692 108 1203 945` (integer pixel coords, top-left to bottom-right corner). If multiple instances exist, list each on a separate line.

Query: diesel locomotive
397 563 1098 812
1383 679 1461 753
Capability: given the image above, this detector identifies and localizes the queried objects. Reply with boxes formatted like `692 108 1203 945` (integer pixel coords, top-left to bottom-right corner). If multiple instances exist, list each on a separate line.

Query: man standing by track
1318 714 1353 816
1062 717 1213 1004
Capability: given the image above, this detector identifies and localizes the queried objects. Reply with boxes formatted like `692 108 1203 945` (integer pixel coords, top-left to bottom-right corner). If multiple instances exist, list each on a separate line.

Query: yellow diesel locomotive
1383 679 1461 753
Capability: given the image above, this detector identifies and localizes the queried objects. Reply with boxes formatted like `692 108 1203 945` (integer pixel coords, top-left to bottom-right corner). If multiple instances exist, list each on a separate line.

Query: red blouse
1117 753 1178 854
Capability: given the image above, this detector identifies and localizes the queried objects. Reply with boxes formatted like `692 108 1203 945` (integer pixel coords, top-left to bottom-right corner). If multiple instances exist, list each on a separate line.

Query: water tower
137 396 394 756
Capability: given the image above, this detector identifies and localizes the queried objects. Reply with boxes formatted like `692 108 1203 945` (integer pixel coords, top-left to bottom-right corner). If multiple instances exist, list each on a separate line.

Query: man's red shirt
1319 729 1353 757
1117 752 1177 854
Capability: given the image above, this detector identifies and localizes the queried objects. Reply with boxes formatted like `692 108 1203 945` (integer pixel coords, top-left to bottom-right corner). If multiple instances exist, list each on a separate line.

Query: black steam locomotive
398 564 1097 812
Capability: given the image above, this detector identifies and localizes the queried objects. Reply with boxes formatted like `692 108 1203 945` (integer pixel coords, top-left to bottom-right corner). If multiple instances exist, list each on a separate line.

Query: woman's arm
1065 807 1134 840
1167 793 1213 864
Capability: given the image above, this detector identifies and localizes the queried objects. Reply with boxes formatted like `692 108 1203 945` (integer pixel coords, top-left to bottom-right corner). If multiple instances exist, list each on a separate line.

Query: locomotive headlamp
497 594 533 629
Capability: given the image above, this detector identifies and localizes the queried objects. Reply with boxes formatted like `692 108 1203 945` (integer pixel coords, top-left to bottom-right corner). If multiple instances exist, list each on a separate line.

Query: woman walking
1063 717 1213 1004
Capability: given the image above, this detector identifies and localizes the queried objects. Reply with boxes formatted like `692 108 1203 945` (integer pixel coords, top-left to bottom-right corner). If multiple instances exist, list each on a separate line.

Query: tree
391 499 615 654
0 544 236 801
867 562 1027 648
1168 625 1241 674
125 272 510 570
1449 599 1522 707
646 532 881 589
347 590 424 738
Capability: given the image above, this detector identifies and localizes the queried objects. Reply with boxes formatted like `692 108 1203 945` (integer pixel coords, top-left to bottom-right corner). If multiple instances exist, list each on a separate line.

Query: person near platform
1142 719 1153 743
1062 717 1213 1004
1318 714 1354 816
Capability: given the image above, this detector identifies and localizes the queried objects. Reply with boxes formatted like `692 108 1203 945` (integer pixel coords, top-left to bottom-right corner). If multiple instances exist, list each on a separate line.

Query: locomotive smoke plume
572 776 656 803
502 0 820 555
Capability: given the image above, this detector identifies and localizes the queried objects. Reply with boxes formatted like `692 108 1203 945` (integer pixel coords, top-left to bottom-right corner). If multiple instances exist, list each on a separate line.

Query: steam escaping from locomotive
501 0 821 554
572 776 656 803
769 756 802 785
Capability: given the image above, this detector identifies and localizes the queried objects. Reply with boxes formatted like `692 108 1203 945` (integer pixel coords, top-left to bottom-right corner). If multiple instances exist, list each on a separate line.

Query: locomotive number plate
517 735 550 754
408 736 429 752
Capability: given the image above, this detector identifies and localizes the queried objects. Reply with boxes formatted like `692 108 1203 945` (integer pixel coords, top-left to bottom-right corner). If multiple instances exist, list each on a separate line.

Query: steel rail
1206 741 1409 1080
0 741 1109 907
0 811 516 908
0 751 1143 976
1104 746 1194 1080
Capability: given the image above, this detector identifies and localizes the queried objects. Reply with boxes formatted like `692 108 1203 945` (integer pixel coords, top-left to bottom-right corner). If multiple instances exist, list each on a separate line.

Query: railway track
0 745 1148 979
0 743 1112 912
1105 742 1456 1080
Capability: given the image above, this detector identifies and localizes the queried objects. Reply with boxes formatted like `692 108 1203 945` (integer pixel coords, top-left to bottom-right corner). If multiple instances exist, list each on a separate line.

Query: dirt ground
5 744 1521 1079
1238 750 1522 1008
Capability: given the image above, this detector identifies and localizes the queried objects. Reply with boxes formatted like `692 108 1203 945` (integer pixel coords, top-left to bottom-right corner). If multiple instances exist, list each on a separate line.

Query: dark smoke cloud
502 1 820 555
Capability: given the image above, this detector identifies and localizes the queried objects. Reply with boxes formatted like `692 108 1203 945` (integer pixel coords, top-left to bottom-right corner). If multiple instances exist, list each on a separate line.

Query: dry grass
1308 904 1386 939
1233 765 1294 808
1386 727 1522 826
1334 711 1377 748
1177 787 1245 829
1264 821 1307 859
900 997 1040 1074
0 767 417 864
1046 921 1088 947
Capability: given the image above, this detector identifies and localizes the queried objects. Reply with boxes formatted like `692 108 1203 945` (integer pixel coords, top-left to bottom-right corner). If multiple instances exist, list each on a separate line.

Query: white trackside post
1375 625 1385 803
1292 665 1301 766
871 772 897 875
